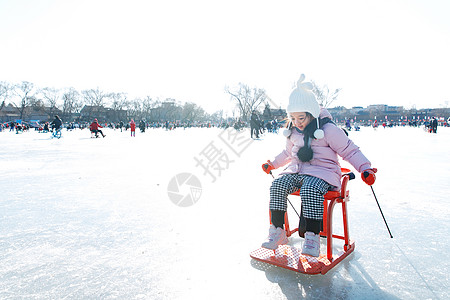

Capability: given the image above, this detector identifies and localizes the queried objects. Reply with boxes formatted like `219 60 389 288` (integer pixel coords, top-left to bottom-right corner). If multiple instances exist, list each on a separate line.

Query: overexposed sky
1 0 449 113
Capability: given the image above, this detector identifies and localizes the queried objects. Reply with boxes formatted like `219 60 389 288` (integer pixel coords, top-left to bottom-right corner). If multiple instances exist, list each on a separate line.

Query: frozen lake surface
1 126 449 299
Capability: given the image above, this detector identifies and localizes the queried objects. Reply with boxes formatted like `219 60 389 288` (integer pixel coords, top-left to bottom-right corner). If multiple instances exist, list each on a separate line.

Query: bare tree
126 98 143 121
82 87 108 106
311 81 341 108
28 96 45 109
108 92 128 121
209 109 224 124
182 102 206 123
40 87 61 118
142 96 157 120
62 88 82 121
148 99 163 121
81 87 109 120
225 83 267 121
12 81 36 119
108 92 127 110
0 81 14 111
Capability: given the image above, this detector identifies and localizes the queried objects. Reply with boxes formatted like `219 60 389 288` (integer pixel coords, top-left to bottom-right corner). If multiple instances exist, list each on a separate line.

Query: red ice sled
250 168 355 275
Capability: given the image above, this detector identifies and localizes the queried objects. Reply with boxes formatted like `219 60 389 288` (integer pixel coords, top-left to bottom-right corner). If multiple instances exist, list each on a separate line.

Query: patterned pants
269 173 333 220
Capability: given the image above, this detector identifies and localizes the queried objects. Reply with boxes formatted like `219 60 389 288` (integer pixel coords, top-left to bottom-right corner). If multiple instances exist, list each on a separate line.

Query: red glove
361 168 377 185
262 160 275 174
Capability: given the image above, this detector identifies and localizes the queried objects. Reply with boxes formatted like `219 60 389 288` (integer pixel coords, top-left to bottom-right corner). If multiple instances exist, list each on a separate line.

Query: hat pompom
314 129 324 139
300 82 313 91
297 74 305 85
283 128 292 137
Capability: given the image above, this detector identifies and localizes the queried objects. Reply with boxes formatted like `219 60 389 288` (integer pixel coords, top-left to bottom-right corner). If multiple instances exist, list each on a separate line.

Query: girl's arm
270 137 294 169
326 125 371 172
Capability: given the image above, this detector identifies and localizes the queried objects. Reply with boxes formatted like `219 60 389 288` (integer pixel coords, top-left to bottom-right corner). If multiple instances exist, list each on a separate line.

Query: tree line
0 80 339 123
0 81 220 123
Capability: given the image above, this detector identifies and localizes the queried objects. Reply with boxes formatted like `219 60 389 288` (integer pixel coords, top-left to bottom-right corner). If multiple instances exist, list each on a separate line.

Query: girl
261 74 377 257
130 119 136 137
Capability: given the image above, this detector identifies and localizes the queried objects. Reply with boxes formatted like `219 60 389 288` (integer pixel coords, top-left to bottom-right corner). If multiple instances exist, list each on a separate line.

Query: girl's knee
299 185 324 199
270 177 283 189
270 177 293 196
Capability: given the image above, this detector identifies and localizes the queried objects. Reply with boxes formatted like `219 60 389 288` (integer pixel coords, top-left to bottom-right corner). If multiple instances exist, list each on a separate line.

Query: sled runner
91 130 101 138
250 168 355 275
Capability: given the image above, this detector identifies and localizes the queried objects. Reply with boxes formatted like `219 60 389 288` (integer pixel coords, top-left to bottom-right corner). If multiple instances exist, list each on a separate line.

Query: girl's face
290 112 312 130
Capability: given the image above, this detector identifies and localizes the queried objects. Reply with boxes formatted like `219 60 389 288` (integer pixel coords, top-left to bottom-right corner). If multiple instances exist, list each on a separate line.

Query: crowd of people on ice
1 114 448 136
336 116 447 134
0 117 237 136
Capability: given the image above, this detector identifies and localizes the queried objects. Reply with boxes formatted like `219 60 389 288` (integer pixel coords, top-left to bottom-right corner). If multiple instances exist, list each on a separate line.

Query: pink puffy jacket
271 109 371 189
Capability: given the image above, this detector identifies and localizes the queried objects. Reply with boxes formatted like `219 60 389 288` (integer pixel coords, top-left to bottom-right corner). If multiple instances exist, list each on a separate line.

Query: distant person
345 119 351 130
139 120 146 133
89 118 106 138
266 120 273 133
15 122 23 134
250 111 260 139
430 117 438 133
51 115 62 131
130 119 136 137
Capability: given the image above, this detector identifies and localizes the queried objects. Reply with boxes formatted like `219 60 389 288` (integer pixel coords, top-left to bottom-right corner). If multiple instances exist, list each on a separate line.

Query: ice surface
0 126 449 299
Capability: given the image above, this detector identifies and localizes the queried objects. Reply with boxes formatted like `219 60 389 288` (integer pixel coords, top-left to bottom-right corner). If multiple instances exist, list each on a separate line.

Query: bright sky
1 0 449 114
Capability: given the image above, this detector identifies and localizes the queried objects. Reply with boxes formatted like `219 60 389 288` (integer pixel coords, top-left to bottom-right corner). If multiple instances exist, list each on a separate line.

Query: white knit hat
287 74 320 117
284 74 324 139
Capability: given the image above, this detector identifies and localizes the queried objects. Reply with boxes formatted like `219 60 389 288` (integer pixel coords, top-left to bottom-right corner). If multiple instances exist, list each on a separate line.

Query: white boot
301 231 320 257
261 225 288 250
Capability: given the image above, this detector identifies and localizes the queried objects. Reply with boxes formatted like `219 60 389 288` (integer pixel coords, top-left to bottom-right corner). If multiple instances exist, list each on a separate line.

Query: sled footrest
250 242 355 275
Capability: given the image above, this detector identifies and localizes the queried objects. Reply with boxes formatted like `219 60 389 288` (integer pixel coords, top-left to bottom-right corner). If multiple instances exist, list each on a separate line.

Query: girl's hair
283 118 291 129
